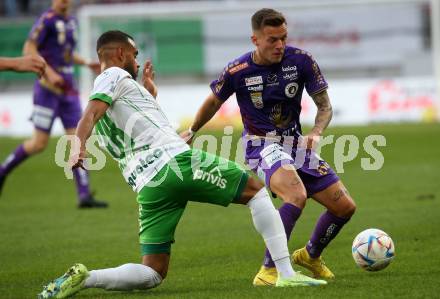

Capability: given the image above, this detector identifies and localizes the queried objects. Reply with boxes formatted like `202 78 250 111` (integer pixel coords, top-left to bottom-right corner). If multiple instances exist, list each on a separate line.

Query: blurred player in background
0 55 46 75
0 0 107 208
183 8 356 284
37 30 327 298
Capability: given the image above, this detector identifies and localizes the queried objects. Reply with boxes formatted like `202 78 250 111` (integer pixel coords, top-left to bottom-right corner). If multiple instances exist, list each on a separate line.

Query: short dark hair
96 30 134 53
251 8 286 31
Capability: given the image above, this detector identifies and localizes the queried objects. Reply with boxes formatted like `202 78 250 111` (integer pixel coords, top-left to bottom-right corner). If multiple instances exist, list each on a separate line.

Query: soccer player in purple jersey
183 8 356 284
0 55 46 76
0 0 107 208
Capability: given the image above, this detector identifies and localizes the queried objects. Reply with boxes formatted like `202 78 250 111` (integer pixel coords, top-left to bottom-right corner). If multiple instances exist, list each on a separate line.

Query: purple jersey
210 46 328 137
28 9 82 132
29 8 77 94
29 9 77 71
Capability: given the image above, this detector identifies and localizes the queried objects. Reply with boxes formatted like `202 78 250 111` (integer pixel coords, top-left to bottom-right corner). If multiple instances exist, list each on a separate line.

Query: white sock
84 263 162 290
247 188 295 279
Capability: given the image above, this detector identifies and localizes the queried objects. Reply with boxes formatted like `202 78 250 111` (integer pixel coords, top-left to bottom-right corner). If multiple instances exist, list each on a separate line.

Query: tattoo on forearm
312 91 333 132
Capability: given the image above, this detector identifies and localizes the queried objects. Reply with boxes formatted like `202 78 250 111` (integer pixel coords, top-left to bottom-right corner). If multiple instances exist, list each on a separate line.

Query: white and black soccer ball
352 228 395 271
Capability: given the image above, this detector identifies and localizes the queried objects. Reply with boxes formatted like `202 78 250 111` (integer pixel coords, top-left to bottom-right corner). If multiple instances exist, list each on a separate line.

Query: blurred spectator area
0 0 177 17
0 0 434 90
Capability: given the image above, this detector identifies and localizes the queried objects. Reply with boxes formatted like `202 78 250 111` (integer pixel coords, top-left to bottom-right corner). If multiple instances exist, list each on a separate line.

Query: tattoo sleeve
311 90 333 134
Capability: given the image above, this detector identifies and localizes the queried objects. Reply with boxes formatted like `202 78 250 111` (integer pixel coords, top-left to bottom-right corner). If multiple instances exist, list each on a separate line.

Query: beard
125 63 138 80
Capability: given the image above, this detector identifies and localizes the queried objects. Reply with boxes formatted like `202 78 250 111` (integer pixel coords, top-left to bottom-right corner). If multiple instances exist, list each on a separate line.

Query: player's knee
237 177 265 204
28 138 48 153
247 177 264 193
345 200 356 218
274 183 307 207
282 190 307 207
139 268 163 290
33 142 47 153
334 199 356 218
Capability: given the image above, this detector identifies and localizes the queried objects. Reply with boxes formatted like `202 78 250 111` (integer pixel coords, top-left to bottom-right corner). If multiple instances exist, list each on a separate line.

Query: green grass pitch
0 123 439 298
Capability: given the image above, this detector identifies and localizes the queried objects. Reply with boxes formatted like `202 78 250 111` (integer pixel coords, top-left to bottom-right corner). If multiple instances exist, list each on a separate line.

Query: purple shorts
245 138 340 197
30 80 82 133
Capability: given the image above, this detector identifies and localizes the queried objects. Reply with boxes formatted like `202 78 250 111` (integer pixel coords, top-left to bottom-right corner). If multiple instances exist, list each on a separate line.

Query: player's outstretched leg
252 166 306 286
37 262 163 298
239 178 326 287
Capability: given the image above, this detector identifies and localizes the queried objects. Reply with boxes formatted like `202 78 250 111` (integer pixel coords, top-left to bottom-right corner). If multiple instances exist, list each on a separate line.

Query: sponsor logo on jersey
267 73 277 83
266 73 279 86
283 72 298 81
260 143 292 168
245 76 263 86
247 84 263 92
285 82 299 98
193 166 227 189
250 92 264 109
127 149 163 188
214 80 225 93
282 65 297 72
228 62 249 74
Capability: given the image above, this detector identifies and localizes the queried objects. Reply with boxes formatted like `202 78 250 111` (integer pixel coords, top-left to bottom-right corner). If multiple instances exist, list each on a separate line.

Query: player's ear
251 34 258 47
116 47 124 62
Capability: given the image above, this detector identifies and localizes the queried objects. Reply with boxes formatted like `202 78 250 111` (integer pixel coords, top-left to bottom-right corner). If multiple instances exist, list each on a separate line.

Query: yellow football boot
252 266 277 286
292 247 335 279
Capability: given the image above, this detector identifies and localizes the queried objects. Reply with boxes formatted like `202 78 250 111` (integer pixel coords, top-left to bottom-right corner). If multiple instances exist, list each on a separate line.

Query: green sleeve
89 93 112 105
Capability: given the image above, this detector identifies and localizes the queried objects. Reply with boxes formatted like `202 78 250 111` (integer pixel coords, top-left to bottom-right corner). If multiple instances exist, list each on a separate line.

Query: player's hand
69 150 86 170
143 60 155 81
298 132 321 150
14 55 46 77
180 129 195 145
45 67 64 87
142 60 157 98
87 61 101 75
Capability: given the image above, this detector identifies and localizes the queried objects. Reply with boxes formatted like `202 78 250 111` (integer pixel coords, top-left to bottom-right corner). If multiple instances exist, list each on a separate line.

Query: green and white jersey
90 66 190 192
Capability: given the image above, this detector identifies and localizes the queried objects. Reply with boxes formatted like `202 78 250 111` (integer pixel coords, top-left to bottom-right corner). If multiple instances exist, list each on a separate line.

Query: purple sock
263 203 302 268
72 168 91 202
0 144 29 177
306 210 350 258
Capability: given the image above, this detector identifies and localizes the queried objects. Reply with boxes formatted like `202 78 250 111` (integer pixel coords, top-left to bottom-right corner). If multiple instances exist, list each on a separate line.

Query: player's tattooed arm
311 89 333 135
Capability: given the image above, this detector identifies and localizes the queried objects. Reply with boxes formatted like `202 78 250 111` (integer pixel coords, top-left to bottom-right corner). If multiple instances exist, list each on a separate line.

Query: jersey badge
245 76 263 86
285 82 299 98
250 92 264 109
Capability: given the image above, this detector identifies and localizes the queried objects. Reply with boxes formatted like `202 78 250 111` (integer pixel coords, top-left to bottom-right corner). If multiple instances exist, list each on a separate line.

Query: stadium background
0 0 439 298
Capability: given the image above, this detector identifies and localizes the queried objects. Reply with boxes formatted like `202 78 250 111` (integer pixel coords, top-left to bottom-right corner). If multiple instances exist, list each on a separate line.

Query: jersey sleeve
302 53 328 96
28 12 52 46
90 67 130 105
209 66 235 102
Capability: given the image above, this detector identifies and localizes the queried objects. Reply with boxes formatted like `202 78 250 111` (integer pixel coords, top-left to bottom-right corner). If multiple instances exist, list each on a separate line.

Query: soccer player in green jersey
37 30 327 298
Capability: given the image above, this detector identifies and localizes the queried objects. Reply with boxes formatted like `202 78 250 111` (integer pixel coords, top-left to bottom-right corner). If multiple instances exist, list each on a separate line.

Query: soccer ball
352 228 395 271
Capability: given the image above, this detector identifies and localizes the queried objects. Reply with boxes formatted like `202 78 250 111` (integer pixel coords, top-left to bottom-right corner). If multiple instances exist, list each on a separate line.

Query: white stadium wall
0 77 438 137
